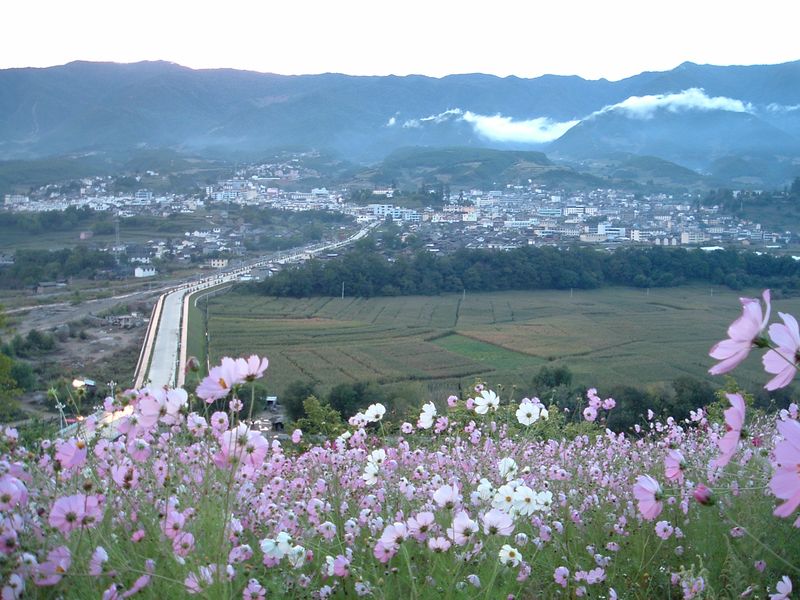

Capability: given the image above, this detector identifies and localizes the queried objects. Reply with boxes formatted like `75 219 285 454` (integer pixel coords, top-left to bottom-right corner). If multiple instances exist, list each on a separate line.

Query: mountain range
1 60 800 186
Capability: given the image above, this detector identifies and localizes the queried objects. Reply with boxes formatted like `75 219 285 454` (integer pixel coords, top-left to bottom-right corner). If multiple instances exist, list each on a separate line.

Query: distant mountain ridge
1 60 800 185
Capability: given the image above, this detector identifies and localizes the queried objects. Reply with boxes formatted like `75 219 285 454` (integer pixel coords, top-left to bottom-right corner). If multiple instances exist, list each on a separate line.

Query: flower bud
693 483 714 506
185 357 201 373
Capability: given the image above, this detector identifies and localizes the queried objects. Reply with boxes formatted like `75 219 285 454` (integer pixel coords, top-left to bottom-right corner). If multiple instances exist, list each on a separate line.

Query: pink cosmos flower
89 547 108 576
49 494 86 535
428 536 451 552
446 395 458 407
770 576 792 600
713 393 745 468
664 449 685 483
554 566 570 588
173 532 195 556
291 429 303 444
379 523 407 550
34 546 71 587
0 476 26 511
654 520 674 540
236 355 269 381
372 541 395 563
586 568 606 584
770 418 800 518
55 438 87 470
763 312 800 390
210 411 229 433
433 484 461 509
196 357 243 403
583 406 597 422
482 509 514 536
709 289 770 374
332 555 350 578
407 512 435 540
163 510 185 539
447 511 478 545
632 475 663 520
244 579 267 600
122 560 154 598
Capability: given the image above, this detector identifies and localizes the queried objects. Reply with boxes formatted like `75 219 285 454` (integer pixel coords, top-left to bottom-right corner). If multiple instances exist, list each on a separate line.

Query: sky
2 0 799 80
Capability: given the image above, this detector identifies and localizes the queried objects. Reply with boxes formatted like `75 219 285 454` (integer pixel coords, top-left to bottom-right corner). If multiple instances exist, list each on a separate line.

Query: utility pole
341 281 345 300
114 214 121 264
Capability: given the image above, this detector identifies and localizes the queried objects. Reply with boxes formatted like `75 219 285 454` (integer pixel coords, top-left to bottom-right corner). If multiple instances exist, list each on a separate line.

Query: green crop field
194 286 800 401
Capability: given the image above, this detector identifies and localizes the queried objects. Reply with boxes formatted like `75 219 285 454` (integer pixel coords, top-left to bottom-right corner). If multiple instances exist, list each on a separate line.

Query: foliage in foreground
0 292 799 598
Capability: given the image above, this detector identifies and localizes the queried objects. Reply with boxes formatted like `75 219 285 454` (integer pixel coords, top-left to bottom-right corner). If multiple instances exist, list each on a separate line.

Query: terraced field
197 286 800 399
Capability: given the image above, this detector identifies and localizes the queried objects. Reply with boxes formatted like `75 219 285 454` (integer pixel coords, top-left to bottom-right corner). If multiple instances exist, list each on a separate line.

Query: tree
282 380 317 422
0 354 21 421
791 176 800 197
531 366 573 392
294 395 344 437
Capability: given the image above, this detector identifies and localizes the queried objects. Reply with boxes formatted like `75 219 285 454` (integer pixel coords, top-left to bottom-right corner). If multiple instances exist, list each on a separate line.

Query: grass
0 214 213 252
195 286 800 400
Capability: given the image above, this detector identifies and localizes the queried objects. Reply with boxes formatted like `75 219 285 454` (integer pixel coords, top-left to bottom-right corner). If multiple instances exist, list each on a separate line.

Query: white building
134 266 157 278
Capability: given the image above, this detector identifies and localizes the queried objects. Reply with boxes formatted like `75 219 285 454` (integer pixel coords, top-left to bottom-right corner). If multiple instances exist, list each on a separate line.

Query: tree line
253 243 800 298
0 246 117 288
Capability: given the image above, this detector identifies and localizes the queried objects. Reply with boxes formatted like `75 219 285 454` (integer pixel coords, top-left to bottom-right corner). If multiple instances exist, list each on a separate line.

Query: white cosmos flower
537 490 554 512
287 545 306 569
516 401 542 426
476 478 495 501
492 484 517 513
368 449 386 467
364 403 386 422
498 457 518 481
260 531 293 560
498 544 521 567
512 485 538 516
417 402 437 429
474 390 499 415
362 462 380 486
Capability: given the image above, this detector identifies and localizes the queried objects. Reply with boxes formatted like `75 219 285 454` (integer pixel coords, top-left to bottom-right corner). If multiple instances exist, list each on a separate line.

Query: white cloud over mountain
389 88 768 143
592 88 753 120
461 112 579 143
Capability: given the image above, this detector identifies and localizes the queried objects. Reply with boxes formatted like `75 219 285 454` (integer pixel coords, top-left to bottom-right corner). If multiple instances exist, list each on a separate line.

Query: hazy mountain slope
1 60 799 182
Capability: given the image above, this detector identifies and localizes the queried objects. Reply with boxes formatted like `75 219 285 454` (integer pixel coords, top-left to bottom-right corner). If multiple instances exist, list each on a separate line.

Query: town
1 154 796 287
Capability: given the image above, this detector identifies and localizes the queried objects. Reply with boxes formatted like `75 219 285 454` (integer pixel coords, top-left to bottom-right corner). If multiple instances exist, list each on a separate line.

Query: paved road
59 223 379 437
144 287 184 388
141 222 379 390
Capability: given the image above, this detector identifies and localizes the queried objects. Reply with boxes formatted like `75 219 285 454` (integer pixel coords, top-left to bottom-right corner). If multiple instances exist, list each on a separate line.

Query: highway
137 221 378 389
59 222 379 437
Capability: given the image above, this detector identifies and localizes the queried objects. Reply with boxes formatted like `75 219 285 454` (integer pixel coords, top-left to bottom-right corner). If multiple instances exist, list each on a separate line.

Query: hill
2 60 800 185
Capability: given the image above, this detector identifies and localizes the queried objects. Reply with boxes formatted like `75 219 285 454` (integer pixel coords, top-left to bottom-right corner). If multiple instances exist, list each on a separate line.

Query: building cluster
407 187 789 251
2 166 794 284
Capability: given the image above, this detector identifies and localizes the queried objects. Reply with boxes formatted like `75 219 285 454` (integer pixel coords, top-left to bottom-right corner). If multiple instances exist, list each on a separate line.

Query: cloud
389 88 756 144
593 88 753 120
386 116 397 126
462 112 579 143
395 107 577 142
402 108 463 128
766 103 800 112
420 108 463 123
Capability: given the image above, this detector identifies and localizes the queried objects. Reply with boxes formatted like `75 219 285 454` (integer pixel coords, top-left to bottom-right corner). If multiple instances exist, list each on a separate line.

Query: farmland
197 286 800 401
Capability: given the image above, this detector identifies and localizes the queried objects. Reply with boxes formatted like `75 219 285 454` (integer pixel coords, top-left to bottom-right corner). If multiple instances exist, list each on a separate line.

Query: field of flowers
1 290 799 598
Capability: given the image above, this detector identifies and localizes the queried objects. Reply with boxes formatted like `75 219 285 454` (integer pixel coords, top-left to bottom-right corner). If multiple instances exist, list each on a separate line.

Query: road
139 222 379 389
58 223 379 437
144 288 184 388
